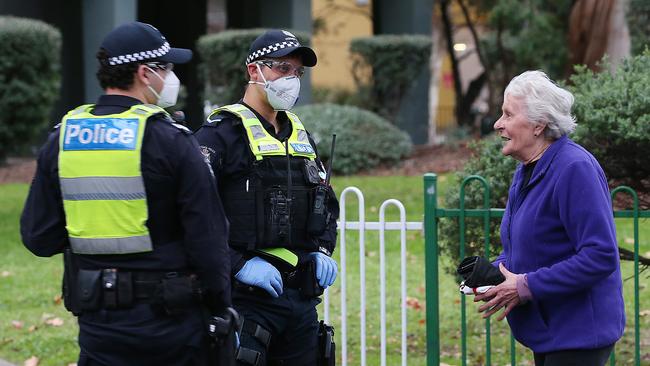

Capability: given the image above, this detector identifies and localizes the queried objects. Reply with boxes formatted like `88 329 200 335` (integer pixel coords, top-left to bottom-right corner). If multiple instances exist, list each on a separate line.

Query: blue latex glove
309 252 338 288
235 256 283 297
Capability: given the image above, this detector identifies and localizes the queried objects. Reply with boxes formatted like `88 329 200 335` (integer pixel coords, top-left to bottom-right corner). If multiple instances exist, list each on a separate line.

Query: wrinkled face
493 94 541 162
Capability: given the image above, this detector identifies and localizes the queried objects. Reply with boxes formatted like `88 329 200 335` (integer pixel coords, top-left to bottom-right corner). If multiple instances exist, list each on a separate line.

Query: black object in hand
456 256 505 287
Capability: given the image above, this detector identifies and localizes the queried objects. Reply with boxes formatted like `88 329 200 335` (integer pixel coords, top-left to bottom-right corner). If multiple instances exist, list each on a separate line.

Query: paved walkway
0 359 15 366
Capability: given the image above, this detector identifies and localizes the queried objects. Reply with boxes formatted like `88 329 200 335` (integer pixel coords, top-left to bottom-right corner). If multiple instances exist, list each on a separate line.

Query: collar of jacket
513 135 570 191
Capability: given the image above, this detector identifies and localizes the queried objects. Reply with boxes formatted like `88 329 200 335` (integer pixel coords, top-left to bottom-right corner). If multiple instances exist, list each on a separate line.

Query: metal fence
324 186 423 366
424 173 649 366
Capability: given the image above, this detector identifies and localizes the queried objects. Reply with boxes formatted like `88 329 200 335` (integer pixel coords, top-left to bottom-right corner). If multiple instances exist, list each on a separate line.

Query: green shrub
312 86 365 107
197 29 311 106
349 35 431 122
0 16 61 163
438 135 517 273
293 103 412 175
570 51 650 208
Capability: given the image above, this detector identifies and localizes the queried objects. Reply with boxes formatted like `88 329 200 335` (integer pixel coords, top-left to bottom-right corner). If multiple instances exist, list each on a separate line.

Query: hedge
293 103 412 175
0 16 61 163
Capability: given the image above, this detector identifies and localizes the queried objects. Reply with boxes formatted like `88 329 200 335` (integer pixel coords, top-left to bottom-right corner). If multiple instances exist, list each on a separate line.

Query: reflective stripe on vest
58 104 167 255
209 104 317 161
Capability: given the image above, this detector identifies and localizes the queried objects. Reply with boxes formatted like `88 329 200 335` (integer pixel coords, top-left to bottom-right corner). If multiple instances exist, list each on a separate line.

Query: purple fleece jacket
495 136 625 353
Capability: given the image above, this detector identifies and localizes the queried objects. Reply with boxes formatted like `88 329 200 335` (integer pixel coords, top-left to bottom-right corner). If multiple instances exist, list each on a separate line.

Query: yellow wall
311 0 373 90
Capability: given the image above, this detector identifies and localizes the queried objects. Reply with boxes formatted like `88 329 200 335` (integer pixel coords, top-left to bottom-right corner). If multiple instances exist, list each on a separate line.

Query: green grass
0 184 78 365
1 177 648 365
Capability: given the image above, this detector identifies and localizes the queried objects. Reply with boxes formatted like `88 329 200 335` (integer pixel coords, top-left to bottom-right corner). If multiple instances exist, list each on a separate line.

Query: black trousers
533 344 615 366
77 303 212 366
233 286 320 366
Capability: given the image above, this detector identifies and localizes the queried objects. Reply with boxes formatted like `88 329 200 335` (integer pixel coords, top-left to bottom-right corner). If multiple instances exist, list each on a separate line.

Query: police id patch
290 143 314 154
62 118 139 150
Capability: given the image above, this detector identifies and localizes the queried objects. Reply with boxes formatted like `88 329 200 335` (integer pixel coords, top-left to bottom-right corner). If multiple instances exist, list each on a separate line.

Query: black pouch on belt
456 256 505 287
156 274 197 315
77 269 102 311
299 261 324 299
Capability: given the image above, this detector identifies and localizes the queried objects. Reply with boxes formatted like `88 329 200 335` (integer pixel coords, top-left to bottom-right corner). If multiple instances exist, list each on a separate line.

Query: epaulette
205 110 241 126
171 122 192 134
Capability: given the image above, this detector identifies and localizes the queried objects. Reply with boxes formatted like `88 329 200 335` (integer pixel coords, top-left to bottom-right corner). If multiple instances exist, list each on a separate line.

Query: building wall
311 0 373 90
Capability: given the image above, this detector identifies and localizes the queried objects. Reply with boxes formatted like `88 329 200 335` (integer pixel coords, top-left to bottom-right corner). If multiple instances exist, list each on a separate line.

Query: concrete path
0 359 15 366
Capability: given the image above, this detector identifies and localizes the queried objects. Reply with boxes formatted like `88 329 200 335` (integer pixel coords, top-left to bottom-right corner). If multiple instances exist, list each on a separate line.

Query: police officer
20 22 231 366
195 29 339 366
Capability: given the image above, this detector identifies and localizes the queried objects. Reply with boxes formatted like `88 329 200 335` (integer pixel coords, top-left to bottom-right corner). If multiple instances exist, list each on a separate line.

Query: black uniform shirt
194 101 339 275
20 95 231 306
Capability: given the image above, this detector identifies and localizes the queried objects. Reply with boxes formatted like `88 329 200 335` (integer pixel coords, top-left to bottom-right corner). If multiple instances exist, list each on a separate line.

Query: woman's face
493 94 542 162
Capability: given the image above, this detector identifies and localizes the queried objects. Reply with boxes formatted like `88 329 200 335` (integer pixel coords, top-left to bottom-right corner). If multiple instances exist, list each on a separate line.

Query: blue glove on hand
309 252 338 288
235 257 283 297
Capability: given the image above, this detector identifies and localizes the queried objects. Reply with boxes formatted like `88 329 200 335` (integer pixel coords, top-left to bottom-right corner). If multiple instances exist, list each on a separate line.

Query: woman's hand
474 263 521 320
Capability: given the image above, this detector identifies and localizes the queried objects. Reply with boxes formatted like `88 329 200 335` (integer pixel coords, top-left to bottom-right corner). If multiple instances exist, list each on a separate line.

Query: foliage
466 0 573 114
0 16 61 164
349 35 431 123
570 51 650 208
293 103 412 175
196 29 311 107
311 86 365 107
439 135 517 272
627 0 650 56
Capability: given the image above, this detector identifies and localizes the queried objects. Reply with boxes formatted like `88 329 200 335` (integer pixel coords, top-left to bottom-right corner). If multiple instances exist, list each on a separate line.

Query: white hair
504 70 577 139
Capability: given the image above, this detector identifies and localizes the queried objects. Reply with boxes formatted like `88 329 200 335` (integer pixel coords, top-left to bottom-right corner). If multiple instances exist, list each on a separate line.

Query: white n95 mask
249 64 301 111
146 67 180 108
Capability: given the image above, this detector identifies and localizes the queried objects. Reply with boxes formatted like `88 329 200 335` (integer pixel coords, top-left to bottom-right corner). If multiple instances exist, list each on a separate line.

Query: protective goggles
143 62 173 72
256 60 305 78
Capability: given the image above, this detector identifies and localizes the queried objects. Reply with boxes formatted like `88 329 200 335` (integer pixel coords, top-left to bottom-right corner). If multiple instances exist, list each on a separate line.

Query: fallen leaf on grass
640 310 650 317
53 294 63 305
45 317 64 326
24 356 39 366
406 296 422 310
40 313 54 321
67 364 77 366
1 270 11 277
11 320 23 329
624 237 634 244
28 325 38 332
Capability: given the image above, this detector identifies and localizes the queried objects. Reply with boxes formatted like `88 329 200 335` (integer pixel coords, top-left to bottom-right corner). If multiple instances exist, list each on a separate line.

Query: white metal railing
324 186 423 366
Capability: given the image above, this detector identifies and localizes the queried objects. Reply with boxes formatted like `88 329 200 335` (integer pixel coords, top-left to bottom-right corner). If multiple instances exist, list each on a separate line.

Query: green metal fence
423 173 649 366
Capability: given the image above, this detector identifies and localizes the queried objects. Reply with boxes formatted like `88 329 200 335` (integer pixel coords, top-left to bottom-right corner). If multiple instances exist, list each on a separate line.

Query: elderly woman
475 70 625 366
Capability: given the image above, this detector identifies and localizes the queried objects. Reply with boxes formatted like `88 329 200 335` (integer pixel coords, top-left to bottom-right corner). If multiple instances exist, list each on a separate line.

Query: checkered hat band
107 42 171 65
246 41 301 64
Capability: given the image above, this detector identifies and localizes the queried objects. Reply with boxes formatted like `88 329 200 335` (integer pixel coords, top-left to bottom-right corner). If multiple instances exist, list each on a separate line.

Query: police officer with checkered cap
195 29 339 366
21 22 233 366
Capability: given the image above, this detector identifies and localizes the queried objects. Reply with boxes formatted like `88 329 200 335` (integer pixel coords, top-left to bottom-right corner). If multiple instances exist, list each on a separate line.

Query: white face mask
146 67 180 108
249 63 300 111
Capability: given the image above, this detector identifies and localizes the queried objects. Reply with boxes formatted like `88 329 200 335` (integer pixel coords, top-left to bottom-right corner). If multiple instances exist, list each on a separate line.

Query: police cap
100 22 192 66
246 29 317 67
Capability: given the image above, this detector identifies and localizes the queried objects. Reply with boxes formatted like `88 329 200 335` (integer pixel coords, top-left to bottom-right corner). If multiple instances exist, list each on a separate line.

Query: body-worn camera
308 184 329 235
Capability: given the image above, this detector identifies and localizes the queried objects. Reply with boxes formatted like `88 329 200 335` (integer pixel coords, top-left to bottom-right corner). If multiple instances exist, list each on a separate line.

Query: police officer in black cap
195 29 339 365
20 22 232 366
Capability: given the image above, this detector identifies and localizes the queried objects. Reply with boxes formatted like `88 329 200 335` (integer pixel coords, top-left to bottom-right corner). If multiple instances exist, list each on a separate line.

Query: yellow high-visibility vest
58 103 167 255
